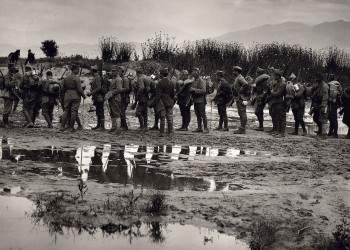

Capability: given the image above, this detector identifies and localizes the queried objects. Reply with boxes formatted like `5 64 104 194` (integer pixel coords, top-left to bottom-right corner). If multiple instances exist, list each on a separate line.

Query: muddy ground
0 67 350 249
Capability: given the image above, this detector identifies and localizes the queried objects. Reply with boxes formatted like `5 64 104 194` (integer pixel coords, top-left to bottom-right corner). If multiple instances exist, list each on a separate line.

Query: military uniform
90 74 105 130
341 87 350 138
135 74 151 130
327 81 343 137
253 73 269 130
106 72 122 132
175 77 192 131
155 73 175 136
20 72 41 127
41 77 59 127
149 78 160 130
311 81 329 135
214 76 232 131
190 77 208 133
290 83 307 135
60 71 86 130
120 75 130 130
2 70 20 126
232 74 250 133
269 77 287 136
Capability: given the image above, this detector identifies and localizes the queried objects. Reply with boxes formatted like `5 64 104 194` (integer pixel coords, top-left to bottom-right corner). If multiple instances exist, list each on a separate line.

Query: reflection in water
1 142 259 192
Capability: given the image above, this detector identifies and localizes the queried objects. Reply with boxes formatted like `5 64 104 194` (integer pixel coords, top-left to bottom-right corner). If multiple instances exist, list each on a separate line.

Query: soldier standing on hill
189 68 208 133
155 68 175 137
252 67 270 131
87 65 105 130
268 69 287 137
1 63 20 128
25 49 35 65
119 66 130 130
60 64 86 132
231 66 250 134
213 70 232 131
41 71 60 128
135 68 151 131
175 70 192 131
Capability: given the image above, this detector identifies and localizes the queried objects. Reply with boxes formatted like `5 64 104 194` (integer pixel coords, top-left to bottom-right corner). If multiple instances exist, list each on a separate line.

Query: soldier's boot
2 114 9 128
203 116 209 133
168 119 174 135
193 117 203 132
176 119 185 131
143 115 148 132
109 118 117 133
98 118 106 131
23 110 34 128
257 113 264 129
121 117 128 130
43 113 53 128
215 117 223 130
333 120 339 138
137 116 144 130
289 121 299 135
327 123 334 136
222 117 229 131
92 117 100 130
159 119 165 137
150 116 159 130
76 116 83 130
12 101 18 113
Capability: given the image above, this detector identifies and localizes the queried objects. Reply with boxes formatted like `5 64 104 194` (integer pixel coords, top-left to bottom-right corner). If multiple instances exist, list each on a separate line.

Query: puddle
0 139 264 192
0 195 248 250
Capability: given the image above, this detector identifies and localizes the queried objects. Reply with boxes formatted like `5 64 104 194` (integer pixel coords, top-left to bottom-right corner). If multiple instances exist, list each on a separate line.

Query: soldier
327 77 343 138
310 73 329 137
105 65 122 133
1 63 20 128
189 68 208 133
60 64 86 132
213 70 232 131
252 67 270 131
19 66 42 128
149 69 160 130
175 70 192 131
231 66 250 134
119 66 131 130
41 71 60 128
25 49 35 65
290 80 307 136
87 65 105 130
135 68 151 131
341 86 350 139
155 68 175 137
268 69 287 137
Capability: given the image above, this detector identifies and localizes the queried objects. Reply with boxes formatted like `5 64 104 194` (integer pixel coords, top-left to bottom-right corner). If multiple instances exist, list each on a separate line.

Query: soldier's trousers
270 102 286 134
108 98 121 118
136 102 148 128
61 99 80 128
292 107 306 132
194 102 207 129
328 103 338 134
42 101 55 122
94 101 105 120
159 107 173 133
179 104 191 128
217 104 228 128
313 108 328 135
152 107 159 127
3 98 14 115
120 100 129 128
236 101 247 129
254 97 265 128
23 92 39 124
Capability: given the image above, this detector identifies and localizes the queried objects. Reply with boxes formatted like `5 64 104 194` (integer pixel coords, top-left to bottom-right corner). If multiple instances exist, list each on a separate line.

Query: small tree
40 40 59 58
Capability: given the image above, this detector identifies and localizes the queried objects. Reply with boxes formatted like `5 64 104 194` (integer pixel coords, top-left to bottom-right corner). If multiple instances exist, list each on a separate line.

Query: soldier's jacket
291 84 306 109
156 77 175 109
311 81 329 110
232 74 250 101
41 79 59 104
109 76 122 102
254 74 269 96
61 72 85 101
90 75 102 99
4 72 20 100
175 79 191 106
136 74 151 104
215 78 232 105
269 78 286 107
190 77 206 104
120 76 130 103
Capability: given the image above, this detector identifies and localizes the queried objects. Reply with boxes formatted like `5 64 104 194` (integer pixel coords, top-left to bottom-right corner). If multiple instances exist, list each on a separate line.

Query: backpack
285 81 295 100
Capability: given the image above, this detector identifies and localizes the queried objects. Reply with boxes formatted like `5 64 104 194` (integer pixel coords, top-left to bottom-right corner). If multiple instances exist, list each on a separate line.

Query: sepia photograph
0 0 349 249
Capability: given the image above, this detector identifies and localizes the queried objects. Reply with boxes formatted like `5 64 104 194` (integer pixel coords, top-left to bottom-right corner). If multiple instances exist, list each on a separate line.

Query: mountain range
1 20 349 59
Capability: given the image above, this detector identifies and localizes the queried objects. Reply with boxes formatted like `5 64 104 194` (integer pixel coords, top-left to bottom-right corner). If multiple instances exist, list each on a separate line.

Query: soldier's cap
117 66 125 71
71 64 79 70
181 70 189 75
91 65 98 71
288 73 296 80
192 67 200 72
160 68 168 75
215 70 224 77
8 63 14 68
111 65 118 71
25 66 32 71
28 49 31 52
256 67 265 74
46 70 53 76
268 67 275 71
154 69 160 75
233 66 242 73
273 69 283 76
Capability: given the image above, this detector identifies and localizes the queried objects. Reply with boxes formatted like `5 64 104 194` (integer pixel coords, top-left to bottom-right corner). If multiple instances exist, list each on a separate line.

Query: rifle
20 61 24 75
59 68 68 80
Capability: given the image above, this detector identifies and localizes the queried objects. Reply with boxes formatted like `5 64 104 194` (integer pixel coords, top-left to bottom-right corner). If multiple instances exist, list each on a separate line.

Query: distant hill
216 20 350 51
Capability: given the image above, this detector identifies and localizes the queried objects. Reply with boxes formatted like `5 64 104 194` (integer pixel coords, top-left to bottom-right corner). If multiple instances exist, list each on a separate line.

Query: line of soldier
1 62 350 139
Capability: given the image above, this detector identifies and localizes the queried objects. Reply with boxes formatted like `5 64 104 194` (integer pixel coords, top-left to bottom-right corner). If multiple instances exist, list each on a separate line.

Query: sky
0 0 349 46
